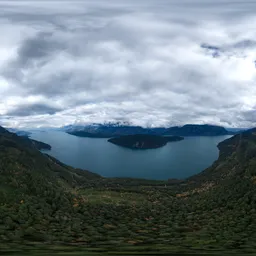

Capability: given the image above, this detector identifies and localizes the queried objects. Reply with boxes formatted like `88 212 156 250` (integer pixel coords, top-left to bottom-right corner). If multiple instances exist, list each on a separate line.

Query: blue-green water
30 131 231 180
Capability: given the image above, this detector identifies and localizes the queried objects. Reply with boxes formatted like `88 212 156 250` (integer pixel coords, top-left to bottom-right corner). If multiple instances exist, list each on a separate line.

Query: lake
30 131 231 180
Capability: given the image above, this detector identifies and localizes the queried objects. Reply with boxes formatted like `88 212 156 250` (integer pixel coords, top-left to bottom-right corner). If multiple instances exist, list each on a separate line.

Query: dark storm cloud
2 31 67 88
201 39 256 59
17 32 64 64
238 109 256 123
6 103 63 117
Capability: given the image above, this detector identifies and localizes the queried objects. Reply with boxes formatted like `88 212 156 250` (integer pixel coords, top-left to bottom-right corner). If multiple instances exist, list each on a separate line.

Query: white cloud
0 0 256 128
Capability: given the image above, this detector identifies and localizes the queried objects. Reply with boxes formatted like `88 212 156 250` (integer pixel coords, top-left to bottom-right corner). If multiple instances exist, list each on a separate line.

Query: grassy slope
1 127 256 255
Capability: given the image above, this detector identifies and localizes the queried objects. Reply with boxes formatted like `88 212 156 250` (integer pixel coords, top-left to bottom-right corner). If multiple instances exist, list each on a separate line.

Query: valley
1 126 256 255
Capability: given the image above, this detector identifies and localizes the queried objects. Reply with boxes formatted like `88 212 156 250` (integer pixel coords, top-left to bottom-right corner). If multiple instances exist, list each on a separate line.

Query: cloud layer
0 0 256 128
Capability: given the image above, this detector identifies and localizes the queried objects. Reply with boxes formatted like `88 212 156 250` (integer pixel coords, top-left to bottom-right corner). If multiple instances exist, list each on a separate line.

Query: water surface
30 131 231 180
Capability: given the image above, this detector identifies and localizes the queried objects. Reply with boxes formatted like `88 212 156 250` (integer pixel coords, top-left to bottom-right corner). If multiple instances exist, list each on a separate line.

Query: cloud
6 103 63 116
0 0 256 128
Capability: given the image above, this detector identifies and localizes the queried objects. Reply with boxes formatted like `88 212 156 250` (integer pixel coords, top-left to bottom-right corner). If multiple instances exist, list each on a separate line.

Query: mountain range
64 123 239 138
1 125 256 254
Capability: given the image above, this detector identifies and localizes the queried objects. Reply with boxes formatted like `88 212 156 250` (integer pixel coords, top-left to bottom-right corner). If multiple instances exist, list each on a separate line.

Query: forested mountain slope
1 126 256 255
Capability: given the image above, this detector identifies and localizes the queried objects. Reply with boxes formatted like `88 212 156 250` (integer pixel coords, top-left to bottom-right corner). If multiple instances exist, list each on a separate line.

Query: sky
0 0 256 128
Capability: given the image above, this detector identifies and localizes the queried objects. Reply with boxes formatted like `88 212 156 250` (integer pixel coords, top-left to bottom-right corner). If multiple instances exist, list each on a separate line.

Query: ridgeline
67 124 234 138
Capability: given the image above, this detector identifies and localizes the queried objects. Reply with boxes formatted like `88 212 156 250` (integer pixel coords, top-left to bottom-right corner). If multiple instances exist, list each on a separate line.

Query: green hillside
1 126 256 255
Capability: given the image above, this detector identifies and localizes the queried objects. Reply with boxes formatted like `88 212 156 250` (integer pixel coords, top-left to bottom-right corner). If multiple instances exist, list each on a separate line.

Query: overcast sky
0 0 255 128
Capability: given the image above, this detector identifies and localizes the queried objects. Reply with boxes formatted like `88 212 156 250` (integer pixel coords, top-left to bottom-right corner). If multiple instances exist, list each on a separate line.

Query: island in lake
108 134 184 149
